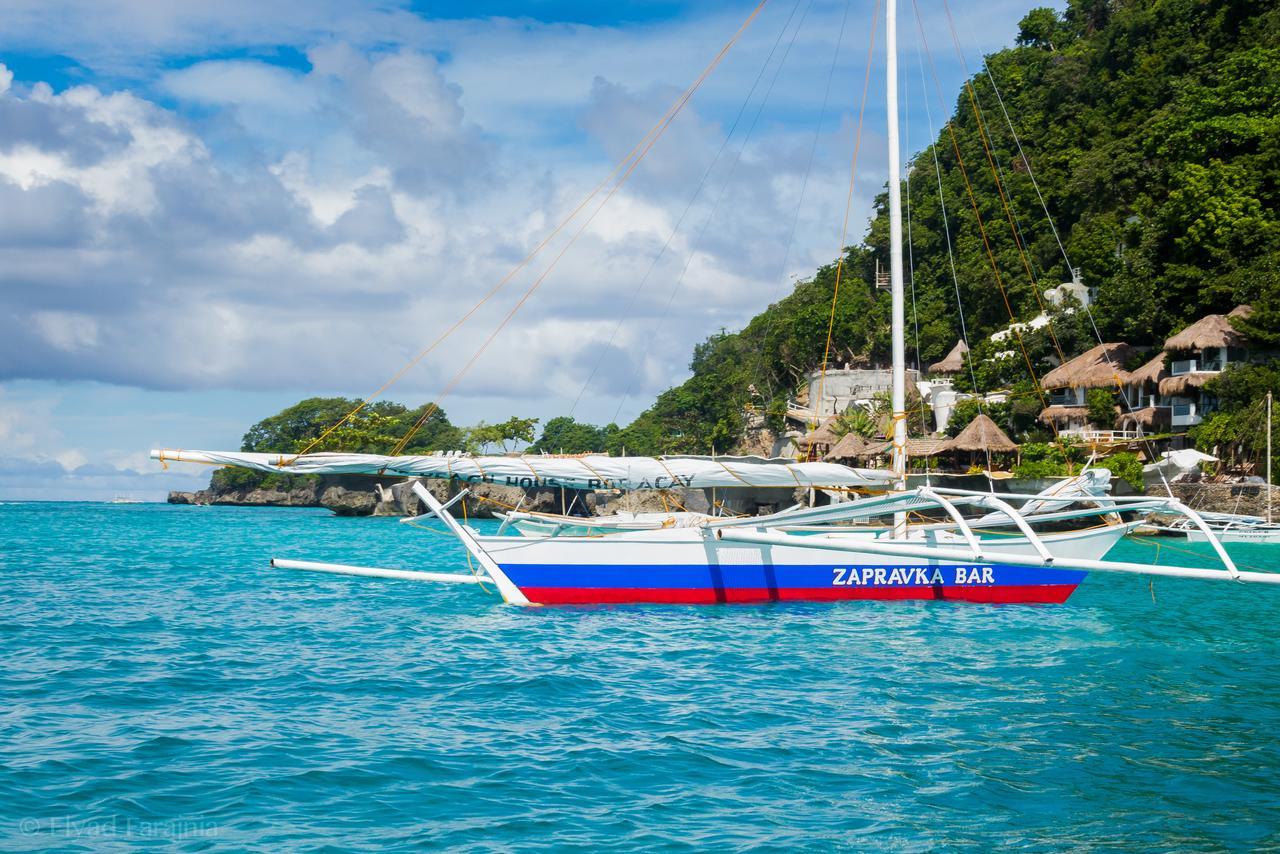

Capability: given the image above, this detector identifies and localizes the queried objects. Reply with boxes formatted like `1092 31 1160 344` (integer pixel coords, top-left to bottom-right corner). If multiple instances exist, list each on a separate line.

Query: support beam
715 528 1280 585
271 558 484 585
410 482 532 605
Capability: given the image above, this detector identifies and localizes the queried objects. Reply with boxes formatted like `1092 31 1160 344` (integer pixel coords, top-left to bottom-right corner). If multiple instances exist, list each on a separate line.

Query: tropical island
172 0 1279 516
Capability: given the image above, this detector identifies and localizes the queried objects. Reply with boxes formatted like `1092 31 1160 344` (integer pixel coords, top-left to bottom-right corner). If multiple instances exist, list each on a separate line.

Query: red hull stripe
520 584 1078 606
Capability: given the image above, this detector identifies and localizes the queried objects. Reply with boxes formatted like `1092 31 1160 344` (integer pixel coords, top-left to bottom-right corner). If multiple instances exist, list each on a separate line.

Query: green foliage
1101 451 1144 491
1085 388 1116 428
945 399 987 437
614 0 1280 450
1190 362 1280 480
1017 7 1063 50
527 417 617 454
468 416 539 453
216 396 465 491
1012 439 1088 479
240 397 465 455
833 408 878 440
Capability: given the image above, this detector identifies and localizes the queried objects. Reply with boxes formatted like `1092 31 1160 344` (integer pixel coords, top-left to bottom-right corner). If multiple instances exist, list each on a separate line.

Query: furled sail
150 449 894 491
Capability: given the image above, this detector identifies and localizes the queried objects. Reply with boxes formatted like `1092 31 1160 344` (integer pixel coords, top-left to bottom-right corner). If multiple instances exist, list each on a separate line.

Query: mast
886 0 908 495
1268 390 1273 525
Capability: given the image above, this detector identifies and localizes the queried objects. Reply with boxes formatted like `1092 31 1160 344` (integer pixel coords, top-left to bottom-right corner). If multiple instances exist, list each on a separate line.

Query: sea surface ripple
2 502 1280 850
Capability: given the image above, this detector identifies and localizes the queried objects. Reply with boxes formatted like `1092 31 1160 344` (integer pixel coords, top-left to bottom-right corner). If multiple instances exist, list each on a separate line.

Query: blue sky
0 0 1059 500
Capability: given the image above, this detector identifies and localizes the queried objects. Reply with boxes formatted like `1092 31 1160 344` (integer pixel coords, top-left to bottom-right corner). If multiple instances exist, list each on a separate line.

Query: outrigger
151 448 1280 605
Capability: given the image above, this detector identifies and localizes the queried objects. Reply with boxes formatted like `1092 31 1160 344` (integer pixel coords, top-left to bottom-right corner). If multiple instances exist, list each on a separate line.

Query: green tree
1101 451 1144 491
1086 388 1116 429
528 417 609 454
1017 7 1061 50
468 416 539 453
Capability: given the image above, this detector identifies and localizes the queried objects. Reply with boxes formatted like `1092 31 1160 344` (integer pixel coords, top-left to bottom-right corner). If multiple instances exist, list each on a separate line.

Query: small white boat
1161 514 1280 544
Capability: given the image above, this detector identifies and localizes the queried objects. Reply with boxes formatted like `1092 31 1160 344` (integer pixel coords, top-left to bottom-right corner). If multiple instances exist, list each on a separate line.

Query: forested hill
610 0 1280 455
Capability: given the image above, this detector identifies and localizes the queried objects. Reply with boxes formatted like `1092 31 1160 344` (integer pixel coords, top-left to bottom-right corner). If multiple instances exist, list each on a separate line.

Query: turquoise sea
3 502 1280 850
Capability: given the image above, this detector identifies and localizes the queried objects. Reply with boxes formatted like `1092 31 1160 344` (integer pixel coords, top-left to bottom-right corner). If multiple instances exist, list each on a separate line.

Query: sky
0 0 1060 501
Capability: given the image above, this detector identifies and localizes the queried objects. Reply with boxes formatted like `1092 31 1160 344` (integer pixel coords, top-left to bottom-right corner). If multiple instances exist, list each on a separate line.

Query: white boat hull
473 523 1131 605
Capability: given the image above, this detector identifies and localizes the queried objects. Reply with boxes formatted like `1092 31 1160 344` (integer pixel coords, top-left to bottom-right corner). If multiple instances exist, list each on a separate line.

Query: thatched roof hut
1038 405 1088 425
1164 306 1251 351
945 413 1018 453
929 339 969 375
1158 372 1216 397
824 432 875 463
795 419 840 449
1126 353 1168 387
1040 343 1135 389
1118 406 1169 430
867 437 952 457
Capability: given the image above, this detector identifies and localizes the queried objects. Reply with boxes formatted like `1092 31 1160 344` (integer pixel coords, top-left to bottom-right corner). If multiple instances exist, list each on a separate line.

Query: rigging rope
939 1 1067 368
911 28 979 400
566 0 808 421
294 0 770 459
751 0 853 406
902 52 932 475
610 0 820 427
816 0 882 433
391 0 773 455
949 7 1174 489
911 0 1055 431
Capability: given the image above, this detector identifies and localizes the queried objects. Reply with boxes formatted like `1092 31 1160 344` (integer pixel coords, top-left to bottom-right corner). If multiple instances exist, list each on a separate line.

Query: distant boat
1150 392 1277 544
109 495 143 504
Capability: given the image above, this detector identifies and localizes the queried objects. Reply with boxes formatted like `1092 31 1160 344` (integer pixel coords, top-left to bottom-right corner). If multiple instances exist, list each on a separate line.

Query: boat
1147 392 1277 544
1169 514 1280 544
152 0 1280 605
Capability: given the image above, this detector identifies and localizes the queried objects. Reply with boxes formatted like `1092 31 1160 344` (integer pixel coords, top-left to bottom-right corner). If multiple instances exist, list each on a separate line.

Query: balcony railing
1059 428 1147 443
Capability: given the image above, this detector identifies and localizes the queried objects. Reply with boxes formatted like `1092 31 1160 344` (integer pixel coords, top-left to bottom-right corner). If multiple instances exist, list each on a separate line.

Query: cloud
0 453 207 501
0 0 1051 437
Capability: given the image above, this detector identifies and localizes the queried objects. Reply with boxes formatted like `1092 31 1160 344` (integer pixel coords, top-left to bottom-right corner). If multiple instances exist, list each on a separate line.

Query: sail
150 449 894 491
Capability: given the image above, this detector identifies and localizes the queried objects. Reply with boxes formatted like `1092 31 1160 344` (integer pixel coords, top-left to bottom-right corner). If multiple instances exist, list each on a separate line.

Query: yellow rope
913 2 1068 453
296 0 772 460
816 0 880 431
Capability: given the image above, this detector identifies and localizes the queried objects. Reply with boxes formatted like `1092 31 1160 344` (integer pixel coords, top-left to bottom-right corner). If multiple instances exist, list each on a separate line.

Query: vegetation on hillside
600 0 1280 475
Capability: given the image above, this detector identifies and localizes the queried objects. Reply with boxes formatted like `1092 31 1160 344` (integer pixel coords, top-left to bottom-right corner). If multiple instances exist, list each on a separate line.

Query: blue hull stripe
500 563 1088 590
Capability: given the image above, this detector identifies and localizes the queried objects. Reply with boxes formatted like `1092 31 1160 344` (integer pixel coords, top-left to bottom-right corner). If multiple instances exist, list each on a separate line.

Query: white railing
1058 428 1146 443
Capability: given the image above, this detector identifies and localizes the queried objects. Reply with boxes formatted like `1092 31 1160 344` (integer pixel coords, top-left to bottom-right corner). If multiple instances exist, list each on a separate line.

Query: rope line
567 0 807 420
611 0 817 426
295 0 770 459
752 0 853 403
392 0 772 455
912 0 1054 428
816 0 882 429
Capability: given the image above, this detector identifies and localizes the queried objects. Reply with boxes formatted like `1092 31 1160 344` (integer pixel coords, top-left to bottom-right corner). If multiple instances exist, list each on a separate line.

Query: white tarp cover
150 449 893 491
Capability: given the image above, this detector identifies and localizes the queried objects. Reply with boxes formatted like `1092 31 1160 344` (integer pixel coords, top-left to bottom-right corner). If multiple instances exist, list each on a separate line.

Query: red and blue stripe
499 562 1086 605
